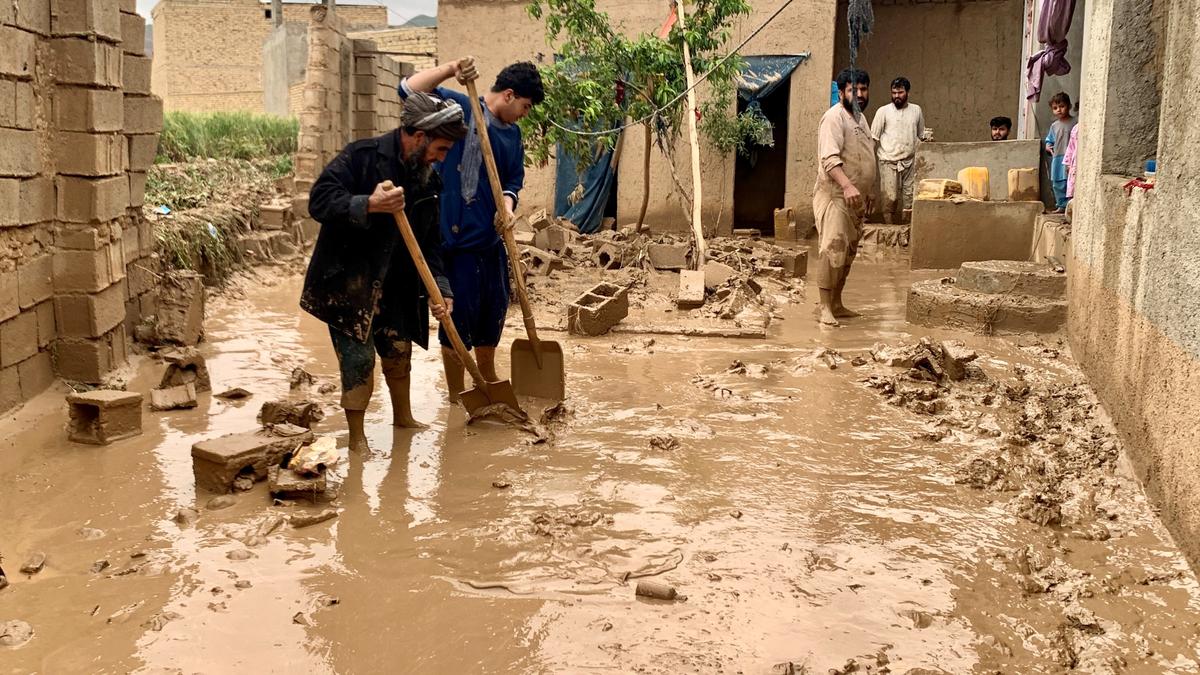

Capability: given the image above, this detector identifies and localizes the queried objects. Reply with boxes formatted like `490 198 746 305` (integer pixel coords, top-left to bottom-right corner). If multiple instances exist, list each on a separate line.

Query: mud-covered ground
2 247 1199 673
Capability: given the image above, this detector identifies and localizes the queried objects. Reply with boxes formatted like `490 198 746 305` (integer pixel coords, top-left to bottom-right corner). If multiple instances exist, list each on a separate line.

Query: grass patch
157 111 298 162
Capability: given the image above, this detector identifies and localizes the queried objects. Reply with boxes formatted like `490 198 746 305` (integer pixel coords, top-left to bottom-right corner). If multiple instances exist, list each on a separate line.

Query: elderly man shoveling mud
300 93 469 452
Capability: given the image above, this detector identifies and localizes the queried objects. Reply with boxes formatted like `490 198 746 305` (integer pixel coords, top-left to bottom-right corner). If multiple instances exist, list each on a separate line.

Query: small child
1044 92 1077 211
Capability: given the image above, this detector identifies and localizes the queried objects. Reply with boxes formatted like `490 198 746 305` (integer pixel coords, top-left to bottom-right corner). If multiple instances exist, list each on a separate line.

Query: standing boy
1044 93 1077 212
871 76 925 224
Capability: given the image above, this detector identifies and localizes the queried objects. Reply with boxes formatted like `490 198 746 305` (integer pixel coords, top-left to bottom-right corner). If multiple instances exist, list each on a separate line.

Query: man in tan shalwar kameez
813 68 877 326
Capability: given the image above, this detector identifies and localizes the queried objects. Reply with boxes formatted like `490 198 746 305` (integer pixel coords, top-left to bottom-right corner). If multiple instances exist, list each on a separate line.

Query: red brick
18 255 53 308
127 133 158 171
122 52 151 93
0 178 18 227
54 245 112 292
51 0 121 41
20 177 56 225
0 27 36 78
0 365 20 412
54 86 123 131
1 310 39 368
56 175 129 223
36 300 56 347
119 10 143 54
50 37 122 87
0 269 18 322
18 350 55 400
128 171 146 207
55 131 128 177
53 336 110 382
122 95 162 134
55 283 126 337
0 129 39 177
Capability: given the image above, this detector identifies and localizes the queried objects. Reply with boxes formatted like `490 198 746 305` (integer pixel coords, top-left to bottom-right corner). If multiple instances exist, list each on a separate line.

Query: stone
676 270 705 309
291 508 338 528
593 242 626 270
172 508 198 525
702 261 738 290
206 495 236 510
520 246 562 276
0 620 34 648
155 270 204 346
646 243 691 271
150 382 197 411
191 427 314 494
268 465 331 502
214 388 251 400
67 389 143 444
567 283 629 336
20 552 46 574
159 346 210 391
259 400 324 429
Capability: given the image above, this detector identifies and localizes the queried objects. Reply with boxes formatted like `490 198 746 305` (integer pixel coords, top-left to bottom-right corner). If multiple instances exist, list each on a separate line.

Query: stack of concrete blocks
370 54 407 136
350 42 407 140
0 0 162 413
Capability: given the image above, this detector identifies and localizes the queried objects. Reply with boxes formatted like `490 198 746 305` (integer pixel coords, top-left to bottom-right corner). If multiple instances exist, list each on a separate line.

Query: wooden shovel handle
388 207 489 388
464 79 541 348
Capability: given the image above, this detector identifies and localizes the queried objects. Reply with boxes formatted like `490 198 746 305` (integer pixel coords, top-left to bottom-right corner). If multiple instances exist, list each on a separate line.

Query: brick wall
348 26 437 71
292 5 411 222
1 0 163 414
151 0 387 113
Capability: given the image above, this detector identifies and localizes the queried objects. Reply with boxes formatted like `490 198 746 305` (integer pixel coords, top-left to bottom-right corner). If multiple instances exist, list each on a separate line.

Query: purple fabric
1026 0 1077 101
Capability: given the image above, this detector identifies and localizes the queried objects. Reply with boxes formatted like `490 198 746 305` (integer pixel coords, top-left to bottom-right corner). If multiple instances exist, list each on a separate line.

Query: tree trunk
636 121 651 232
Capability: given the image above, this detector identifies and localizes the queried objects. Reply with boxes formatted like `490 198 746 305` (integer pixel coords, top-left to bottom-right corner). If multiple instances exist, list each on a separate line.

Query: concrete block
514 230 535 246
122 95 163 134
128 171 146 207
906 278 1066 335
528 208 553 231
0 364 20 411
702 261 738 290
0 80 15 128
520 246 562 276
56 175 129 223
118 10 143 53
910 200 1043 270
0 311 38 367
54 336 110 381
0 26 36 78
50 37 122 87
773 208 796 242
159 346 210 392
54 86 123 132
66 389 142 444
56 224 104 251
0 270 17 321
36 300 55 346
0 129 39 177
54 245 111 292
593 242 626 270
20 177 56 224
55 284 125 337
0 178 18 226
956 260 1066 299
259 399 324 429
13 81 33 129
18 255 54 308
775 250 807 279
18 350 55 400
56 131 127 176
150 382 197 411
121 52 151 93
191 428 315 494
646 243 691 271
268 465 330 502
1007 167 1039 201
258 202 290 230
127 133 159 171
567 282 629 336
676 270 705 309
15 0 52 35
50 0 121 40
156 270 204 346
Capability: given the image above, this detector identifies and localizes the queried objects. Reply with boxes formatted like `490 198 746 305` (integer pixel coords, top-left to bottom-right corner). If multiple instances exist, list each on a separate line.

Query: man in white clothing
870 77 926 224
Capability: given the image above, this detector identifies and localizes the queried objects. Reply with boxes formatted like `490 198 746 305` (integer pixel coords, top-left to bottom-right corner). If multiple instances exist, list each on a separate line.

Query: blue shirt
399 80 525 252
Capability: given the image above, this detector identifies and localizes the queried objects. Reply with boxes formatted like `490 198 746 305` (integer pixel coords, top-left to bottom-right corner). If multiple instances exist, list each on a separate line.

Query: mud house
150 0 391 112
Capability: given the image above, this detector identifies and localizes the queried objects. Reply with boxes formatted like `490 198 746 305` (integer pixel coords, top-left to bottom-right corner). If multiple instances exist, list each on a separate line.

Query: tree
521 0 771 230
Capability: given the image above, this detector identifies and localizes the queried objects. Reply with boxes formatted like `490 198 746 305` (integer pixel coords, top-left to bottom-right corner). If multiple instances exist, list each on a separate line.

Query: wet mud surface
2 248 1199 673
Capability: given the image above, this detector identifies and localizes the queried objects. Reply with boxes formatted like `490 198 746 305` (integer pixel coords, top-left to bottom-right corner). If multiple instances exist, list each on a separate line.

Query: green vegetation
157 111 298 162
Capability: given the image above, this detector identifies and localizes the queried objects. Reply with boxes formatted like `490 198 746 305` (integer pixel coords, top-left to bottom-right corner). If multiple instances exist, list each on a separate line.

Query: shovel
387 202 520 416
464 79 566 401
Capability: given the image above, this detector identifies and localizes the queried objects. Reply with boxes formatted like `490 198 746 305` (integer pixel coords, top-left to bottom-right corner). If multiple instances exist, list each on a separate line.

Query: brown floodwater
2 246 1198 674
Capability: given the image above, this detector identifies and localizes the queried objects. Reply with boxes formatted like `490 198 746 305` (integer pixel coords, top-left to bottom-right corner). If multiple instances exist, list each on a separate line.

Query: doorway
734 78 790 233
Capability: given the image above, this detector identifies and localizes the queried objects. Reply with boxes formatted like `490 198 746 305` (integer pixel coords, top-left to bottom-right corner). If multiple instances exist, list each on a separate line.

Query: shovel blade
458 379 522 416
511 338 565 401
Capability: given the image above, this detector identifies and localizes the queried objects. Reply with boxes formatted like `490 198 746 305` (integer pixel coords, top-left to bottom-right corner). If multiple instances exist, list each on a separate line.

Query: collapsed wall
0 0 162 413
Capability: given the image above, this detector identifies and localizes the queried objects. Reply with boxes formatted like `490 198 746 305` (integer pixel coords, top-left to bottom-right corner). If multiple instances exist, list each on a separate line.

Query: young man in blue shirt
400 57 545 402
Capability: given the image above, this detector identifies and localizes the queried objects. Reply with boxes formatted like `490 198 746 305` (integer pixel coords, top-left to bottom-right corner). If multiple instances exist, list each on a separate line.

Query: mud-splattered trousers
813 105 877 291
329 324 412 411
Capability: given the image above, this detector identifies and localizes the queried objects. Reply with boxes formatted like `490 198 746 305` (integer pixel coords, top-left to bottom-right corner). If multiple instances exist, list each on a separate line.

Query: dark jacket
300 130 451 348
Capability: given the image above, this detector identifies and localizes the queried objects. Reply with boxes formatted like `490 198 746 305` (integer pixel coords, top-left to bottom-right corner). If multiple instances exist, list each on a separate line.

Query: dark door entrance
734 78 790 233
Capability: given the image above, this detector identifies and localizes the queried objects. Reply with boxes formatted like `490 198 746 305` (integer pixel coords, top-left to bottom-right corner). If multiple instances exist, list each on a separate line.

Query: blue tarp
554 137 619 234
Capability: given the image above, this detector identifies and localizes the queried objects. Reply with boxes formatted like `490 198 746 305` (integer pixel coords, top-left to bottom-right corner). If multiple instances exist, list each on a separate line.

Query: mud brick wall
348 26 436 71
0 0 163 414
292 6 412 224
150 0 386 113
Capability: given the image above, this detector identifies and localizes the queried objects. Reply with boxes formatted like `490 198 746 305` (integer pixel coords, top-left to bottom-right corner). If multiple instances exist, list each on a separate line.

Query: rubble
593 242 626 270
646 243 691 271
67 390 144 445
702 261 737 291
191 427 315 493
268 465 333 503
20 552 46 575
635 580 678 601
150 382 198 411
159 347 211 392
676 270 705 309
259 400 324 429
567 283 629 336
0 620 34 648
153 270 205 346
520 246 564 276
214 388 252 400
291 508 338 528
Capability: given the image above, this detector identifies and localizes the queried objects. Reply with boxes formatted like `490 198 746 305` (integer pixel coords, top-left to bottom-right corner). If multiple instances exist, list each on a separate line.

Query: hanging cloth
1026 0 1078 101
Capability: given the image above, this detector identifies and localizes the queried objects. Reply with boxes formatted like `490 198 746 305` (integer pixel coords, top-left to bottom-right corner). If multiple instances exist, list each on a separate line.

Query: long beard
403 139 434 188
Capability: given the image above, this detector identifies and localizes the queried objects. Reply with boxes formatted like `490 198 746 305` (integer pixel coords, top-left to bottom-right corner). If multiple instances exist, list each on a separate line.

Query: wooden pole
675 0 707 267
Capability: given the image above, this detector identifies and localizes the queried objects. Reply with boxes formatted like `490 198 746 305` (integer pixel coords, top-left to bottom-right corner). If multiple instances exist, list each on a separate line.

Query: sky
134 0 437 23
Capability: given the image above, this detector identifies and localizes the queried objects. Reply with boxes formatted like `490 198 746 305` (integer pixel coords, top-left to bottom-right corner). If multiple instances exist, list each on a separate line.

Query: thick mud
2 248 1199 673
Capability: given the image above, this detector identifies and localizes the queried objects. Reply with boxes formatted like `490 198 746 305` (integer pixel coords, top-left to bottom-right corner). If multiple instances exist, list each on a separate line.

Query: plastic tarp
737 54 810 107
554 133 619 234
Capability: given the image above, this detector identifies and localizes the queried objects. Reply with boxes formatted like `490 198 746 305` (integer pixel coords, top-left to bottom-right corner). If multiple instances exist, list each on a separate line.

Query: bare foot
833 306 861 319
348 432 370 453
393 415 428 429
818 305 840 326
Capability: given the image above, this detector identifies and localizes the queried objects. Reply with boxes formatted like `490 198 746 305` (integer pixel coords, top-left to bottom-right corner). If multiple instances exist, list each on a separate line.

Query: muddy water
2 249 1199 673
